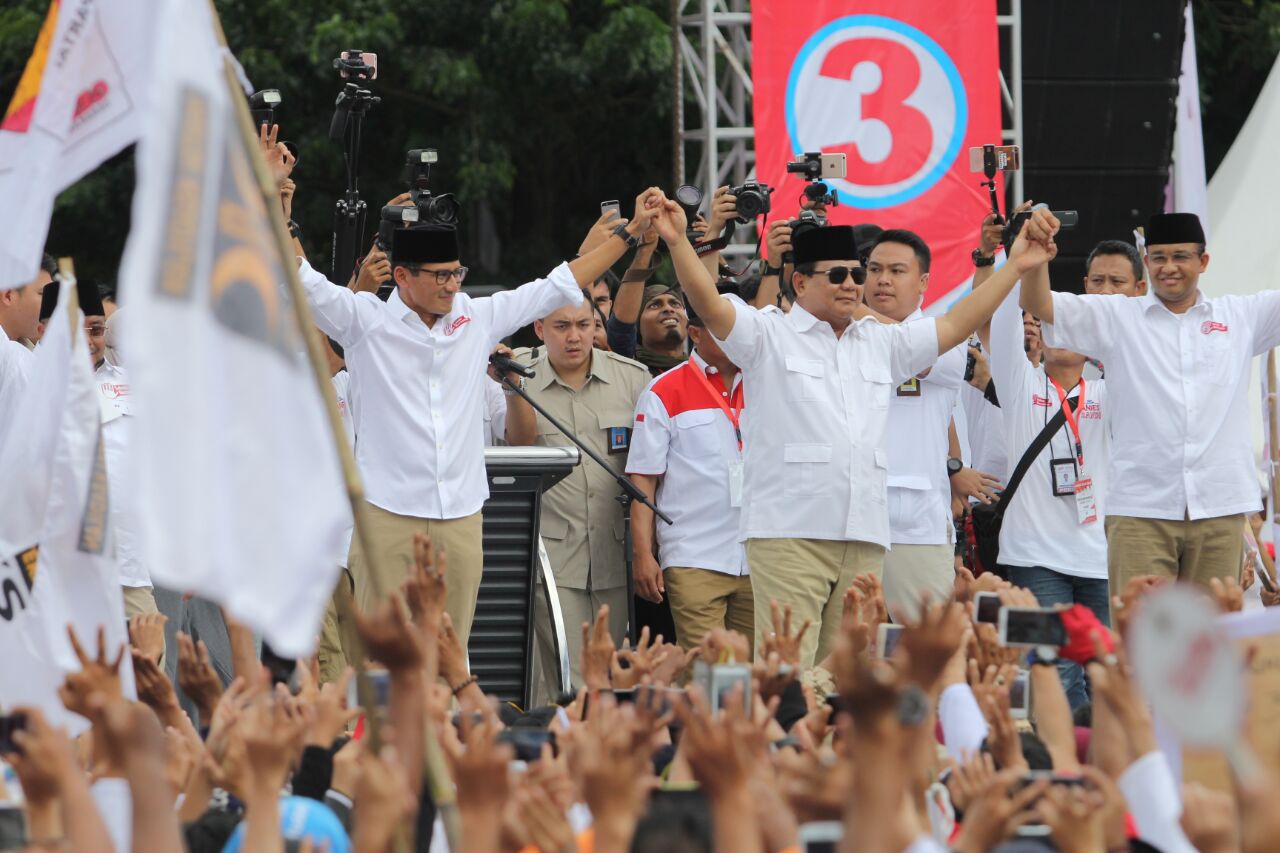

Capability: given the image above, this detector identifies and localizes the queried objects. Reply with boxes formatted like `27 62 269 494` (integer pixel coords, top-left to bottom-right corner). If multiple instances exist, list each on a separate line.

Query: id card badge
1050 457 1078 497
728 461 744 507
1074 477 1098 525
896 377 921 397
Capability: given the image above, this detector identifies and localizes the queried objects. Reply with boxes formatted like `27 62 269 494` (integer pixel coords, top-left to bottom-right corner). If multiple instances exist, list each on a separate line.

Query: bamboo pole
1267 352 1279 589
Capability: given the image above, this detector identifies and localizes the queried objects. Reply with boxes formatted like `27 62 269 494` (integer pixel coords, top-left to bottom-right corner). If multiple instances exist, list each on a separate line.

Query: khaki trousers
533 583 629 703
347 503 485 651
317 569 355 685
1105 513 1246 595
664 568 754 656
122 585 159 618
746 538 885 668
882 543 956 623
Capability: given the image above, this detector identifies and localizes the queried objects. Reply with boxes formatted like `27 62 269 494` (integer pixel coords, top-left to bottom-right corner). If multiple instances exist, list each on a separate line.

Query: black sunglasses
810 265 867 285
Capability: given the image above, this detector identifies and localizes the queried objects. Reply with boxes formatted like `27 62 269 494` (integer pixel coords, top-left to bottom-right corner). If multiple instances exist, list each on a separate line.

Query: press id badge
728 461 744 507
1075 477 1098 525
1050 457 1078 497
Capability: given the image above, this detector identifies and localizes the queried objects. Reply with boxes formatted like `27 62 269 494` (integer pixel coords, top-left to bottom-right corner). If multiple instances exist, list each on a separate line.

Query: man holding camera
296 189 662 653
653 193 1060 666
1022 212 1280 591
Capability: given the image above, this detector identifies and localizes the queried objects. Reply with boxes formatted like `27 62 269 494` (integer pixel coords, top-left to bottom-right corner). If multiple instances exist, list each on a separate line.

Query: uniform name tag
1050 457 1078 497
607 426 631 454
896 377 921 397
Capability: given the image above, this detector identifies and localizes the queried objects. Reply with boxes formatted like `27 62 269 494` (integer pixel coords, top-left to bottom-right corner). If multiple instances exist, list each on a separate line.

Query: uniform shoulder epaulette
601 349 649 373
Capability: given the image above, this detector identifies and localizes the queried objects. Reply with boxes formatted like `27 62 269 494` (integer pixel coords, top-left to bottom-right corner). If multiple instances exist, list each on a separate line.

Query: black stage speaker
1004 0 1186 292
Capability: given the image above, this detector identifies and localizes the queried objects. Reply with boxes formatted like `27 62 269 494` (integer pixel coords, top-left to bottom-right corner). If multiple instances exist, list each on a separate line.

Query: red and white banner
753 0 1002 313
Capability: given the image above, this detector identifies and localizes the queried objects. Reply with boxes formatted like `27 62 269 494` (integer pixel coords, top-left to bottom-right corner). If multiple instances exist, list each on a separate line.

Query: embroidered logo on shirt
635 413 646 424
444 316 471 336
1200 321 1228 335
100 382 129 399
1031 394 1051 407
1080 400 1102 420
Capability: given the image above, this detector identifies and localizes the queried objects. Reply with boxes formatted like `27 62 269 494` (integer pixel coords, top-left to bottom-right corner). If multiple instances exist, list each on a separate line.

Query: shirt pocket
540 515 569 541
858 356 894 410
597 409 634 456
673 409 721 456
784 356 825 402
783 443 833 497
1195 328 1237 376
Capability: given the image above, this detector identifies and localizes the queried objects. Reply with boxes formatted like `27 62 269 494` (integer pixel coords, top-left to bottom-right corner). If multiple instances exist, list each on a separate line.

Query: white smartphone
818 152 847 179
876 623 904 659
1009 668 1031 720
998 607 1066 648
600 199 621 222
973 591 1001 625
798 820 842 852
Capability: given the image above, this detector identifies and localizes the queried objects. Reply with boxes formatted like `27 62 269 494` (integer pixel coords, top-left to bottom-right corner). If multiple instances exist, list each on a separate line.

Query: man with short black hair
297 189 662 654
1022 212 1279 590
1083 240 1146 296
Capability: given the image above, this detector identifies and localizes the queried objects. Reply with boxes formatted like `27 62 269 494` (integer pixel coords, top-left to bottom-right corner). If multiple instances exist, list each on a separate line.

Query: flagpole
1268 351 1280 589
204 6 459 849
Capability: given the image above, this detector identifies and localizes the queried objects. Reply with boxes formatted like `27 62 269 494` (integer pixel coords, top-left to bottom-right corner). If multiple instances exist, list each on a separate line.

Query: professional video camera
377 148 461 250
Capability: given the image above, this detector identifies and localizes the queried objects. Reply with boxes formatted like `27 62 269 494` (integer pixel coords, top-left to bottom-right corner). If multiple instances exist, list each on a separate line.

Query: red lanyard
687 360 744 450
1048 376 1085 467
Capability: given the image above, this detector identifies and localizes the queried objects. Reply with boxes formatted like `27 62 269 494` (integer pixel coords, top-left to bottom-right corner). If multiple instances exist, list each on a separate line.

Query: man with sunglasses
297 188 663 655
652 195 1061 667
1022 211 1280 591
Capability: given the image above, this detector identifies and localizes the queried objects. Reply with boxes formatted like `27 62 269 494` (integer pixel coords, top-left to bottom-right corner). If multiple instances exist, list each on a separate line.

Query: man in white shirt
653 194 1061 666
862 229 969 620
298 189 659 652
0 254 53 442
626 298 750 653
986 265 1110 709
1021 212 1279 590
1083 240 1146 297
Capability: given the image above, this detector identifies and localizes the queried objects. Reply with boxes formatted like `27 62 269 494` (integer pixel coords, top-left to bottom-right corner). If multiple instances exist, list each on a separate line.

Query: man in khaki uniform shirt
507 295 651 689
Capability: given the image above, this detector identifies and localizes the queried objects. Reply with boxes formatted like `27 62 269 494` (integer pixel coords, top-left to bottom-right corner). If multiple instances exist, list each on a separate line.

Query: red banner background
752 0 1002 312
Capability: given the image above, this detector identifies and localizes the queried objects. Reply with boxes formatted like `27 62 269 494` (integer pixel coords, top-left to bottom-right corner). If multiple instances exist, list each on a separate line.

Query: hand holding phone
998 607 1066 648
600 199 621 222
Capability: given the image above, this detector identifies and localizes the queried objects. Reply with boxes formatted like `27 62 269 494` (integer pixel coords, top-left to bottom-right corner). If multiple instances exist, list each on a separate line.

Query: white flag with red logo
118 0 347 657
0 0 159 290
0 284 134 733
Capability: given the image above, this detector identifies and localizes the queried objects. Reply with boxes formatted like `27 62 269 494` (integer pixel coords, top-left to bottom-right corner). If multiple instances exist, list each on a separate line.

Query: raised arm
297 257 380 348
936 209 1060 355
568 188 663 289
1017 212 1058 325
652 197 736 341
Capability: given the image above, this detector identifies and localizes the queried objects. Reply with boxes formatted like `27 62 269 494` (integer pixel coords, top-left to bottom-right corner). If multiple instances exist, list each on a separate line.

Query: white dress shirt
716 300 939 548
886 310 964 545
0 325 33 444
957 382 1008 481
95 362 149 588
626 350 747 576
298 259 583 520
991 286 1108 579
482 377 507 447
1043 289 1280 520
332 369 355 568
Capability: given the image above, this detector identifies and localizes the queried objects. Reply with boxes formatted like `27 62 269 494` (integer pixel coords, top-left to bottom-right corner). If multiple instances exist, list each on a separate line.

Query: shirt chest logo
1080 399 1101 420
1200 321 1229 335
1032 394 1051 407
100 382 129 400
443 315 471 336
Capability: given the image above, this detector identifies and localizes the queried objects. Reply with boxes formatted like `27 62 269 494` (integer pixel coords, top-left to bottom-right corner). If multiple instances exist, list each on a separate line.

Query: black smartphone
496 728 556 762
999 607 1067 648
260 641 298 690
0 713 27 754
974 591 1001 624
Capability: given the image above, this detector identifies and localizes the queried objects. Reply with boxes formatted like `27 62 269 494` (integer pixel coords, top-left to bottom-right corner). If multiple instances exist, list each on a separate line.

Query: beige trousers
745 538 885 668
346 503 485 650
882 543 956 623
532 583 629 703
1105 513 1246 593
664 568 755 655
122 585 159 618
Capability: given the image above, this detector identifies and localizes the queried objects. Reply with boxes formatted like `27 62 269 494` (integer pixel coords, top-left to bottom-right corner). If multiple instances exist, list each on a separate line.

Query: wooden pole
1267 352 1279 588
203 5 458 849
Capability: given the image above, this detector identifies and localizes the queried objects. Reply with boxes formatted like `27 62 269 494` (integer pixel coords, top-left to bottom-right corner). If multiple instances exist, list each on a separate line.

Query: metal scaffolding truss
674 0 1024 258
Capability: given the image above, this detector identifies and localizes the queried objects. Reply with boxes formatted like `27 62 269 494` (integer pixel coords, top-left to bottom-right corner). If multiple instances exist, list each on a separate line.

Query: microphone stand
496 364 672 645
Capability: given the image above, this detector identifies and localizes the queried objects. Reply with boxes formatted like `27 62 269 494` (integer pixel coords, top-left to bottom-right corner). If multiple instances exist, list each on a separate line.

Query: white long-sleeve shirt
298 259 582 520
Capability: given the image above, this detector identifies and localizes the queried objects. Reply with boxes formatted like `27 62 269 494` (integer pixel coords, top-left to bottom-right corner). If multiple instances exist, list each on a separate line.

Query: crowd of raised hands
3 535 1278 853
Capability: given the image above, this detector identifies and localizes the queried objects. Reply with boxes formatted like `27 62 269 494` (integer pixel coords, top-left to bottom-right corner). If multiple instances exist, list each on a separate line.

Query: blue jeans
1005 565 1110 712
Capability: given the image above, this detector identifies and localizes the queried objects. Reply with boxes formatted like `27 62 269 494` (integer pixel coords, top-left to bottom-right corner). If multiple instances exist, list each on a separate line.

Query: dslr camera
377 148 461 249
728 181 772 224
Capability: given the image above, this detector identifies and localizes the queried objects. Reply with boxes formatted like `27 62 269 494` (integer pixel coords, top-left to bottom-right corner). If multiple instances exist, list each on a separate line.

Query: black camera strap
994 395 1077 520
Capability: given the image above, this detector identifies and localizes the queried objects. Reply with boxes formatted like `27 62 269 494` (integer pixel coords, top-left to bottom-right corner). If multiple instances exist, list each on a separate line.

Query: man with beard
1021 212 1279 589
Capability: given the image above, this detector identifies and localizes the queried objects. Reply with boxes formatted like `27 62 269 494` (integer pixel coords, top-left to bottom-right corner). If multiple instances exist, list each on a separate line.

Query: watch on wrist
897 685 930 727
613 223 642 249
763 263 783 277
971 247 996 268
946 457 964 478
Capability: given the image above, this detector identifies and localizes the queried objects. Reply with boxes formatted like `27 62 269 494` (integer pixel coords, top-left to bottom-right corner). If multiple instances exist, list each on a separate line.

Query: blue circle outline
783 15 968 209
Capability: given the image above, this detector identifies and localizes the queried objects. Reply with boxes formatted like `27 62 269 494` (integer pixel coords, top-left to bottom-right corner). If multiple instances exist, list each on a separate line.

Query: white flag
0 284 134 731
119 0 347 658
0 0 159 290
1167 2 1209 232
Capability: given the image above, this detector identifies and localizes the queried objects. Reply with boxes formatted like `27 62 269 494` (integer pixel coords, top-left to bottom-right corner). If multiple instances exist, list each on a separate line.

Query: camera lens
424 194 460 227
675 184 703 208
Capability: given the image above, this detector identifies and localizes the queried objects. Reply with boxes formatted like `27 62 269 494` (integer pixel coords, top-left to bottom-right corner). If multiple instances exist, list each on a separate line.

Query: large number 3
819 39 931 185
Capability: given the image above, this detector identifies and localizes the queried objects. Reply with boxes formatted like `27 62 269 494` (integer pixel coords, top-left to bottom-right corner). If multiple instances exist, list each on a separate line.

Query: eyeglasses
1147 252 1200 266
85 323 106 337
808 265 867 285
409 266 469 285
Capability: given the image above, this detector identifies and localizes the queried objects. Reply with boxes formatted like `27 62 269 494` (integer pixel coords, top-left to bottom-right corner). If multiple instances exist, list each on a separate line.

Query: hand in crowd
703 185 738 240
127 612 167 664
951 465 1003 504
353 239 391 294
175 630 223 724
257 122 296 188
764 218 793 269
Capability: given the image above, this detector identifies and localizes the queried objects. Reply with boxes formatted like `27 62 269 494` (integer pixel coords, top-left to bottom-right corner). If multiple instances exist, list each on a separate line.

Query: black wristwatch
897 686 930 727
763 263 783 277
613 223 641 249
946 457 964 477
971 247 996 268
